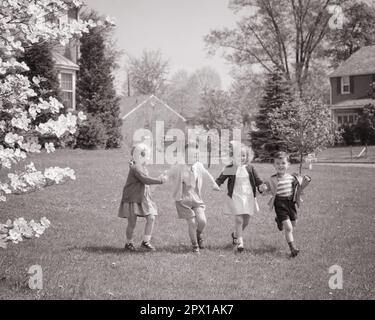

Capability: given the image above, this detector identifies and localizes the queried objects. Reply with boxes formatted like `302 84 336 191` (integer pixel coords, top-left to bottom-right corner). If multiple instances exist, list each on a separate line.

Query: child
263 151 311 258
162 140 220 253
215 143 265 252
118 143 164 252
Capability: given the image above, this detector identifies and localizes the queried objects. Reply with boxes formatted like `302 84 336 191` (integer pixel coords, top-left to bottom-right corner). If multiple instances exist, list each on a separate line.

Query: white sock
143 235 151 243
237 237 244 246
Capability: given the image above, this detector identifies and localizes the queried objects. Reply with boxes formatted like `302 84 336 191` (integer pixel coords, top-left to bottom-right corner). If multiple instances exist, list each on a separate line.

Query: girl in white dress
216 144 266 252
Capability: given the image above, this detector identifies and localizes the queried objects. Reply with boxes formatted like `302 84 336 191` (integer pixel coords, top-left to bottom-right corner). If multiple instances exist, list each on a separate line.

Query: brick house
120 95 188 147
330 45 375 126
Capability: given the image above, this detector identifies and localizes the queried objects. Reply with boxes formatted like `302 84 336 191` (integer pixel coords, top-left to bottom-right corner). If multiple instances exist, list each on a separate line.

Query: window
341 76 350 94
60 72 73 109
337 113 358 126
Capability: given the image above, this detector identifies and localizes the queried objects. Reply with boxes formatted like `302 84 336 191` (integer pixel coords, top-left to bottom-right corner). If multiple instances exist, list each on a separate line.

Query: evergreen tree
251 71 292 160
22 42 61 101
76 15 122 149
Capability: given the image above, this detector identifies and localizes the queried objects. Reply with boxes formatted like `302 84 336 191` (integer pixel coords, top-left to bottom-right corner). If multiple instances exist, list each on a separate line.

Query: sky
83 0 243 92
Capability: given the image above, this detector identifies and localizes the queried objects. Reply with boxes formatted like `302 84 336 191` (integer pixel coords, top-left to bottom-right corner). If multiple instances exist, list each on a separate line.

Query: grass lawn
0 148 374 300
317 146 375 163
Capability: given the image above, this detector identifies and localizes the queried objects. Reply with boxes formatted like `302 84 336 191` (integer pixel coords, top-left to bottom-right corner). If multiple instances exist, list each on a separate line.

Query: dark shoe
124 243 136 252
275 217 283 231
231 232 237 245
290 248 300 258
192 244 200 254
236 243 244 253
141 241 156 251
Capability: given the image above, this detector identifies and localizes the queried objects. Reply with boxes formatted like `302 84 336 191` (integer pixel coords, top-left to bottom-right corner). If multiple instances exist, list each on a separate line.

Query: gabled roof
120 94 150 117
330 46 375 78
52 50 79 71
121 95 186 121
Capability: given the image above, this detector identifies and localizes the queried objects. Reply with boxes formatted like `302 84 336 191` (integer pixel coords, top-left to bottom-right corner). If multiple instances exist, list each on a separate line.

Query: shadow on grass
69 245 144 255
156 245 197 254
69 244 283 257
157 243 283 256
204 243 281 256
250 245 280 256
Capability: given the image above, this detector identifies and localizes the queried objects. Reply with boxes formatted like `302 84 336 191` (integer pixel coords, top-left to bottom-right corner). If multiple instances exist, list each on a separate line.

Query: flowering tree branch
0 1 117 248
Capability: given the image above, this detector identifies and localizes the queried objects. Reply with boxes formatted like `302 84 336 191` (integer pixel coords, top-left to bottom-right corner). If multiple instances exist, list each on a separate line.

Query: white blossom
45 142 55 153
77 111 87 121
0 217 52 247
0 1 94 232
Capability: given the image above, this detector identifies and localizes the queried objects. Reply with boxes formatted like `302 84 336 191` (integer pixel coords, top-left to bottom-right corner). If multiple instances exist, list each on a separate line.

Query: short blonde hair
231 142 254 164
131 143 150 162
241 145 254 164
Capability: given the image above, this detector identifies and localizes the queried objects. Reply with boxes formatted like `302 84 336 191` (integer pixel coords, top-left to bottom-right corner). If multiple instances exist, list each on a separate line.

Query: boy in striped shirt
264 152 311 258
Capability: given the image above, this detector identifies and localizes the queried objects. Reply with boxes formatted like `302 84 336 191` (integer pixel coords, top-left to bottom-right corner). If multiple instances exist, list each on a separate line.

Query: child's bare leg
195 208 207 237
126 214 137 243
242 215 250 231
143 215 155 243
283 219 299 255
195 208 207 248
235 215 244 247
283 219 294 243
187 217 198 245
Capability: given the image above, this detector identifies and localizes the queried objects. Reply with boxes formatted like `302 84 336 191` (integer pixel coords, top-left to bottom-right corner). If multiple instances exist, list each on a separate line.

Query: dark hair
273 151 289 162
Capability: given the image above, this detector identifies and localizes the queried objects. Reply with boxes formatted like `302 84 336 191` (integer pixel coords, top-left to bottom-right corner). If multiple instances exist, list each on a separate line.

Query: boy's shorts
274 196 297 222
175 199 206 220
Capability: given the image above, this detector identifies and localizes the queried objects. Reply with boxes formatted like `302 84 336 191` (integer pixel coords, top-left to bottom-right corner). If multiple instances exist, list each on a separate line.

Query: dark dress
118 164 162 218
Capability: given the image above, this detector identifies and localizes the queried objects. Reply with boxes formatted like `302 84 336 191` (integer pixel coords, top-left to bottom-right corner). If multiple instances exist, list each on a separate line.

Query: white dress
225 165 255 216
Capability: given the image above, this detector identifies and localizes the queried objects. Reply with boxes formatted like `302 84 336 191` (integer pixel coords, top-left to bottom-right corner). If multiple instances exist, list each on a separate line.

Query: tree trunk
299 152 303 174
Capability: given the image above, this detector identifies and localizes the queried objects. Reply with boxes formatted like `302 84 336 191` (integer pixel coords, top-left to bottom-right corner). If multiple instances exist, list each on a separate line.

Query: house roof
331 98 375 110
52 50 79 71
120 94 150 117
330 46 375 78
121 95 186 121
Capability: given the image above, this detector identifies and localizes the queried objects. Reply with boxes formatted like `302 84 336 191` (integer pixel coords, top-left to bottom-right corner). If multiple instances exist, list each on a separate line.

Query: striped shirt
276 174 295 197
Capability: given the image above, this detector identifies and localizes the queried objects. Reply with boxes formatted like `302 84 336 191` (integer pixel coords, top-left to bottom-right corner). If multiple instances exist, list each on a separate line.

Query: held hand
159 174 168 183
258 183 268 193
212 184 221 191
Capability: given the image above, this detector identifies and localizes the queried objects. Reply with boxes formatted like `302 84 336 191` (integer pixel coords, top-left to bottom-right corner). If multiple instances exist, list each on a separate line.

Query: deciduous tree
205 0 345 95
127 50 169 96
269 95 341 173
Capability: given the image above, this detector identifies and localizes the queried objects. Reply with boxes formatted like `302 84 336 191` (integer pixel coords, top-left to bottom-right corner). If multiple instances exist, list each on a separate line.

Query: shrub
354 104 375 145
341 124 356 145
75 116 108 149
